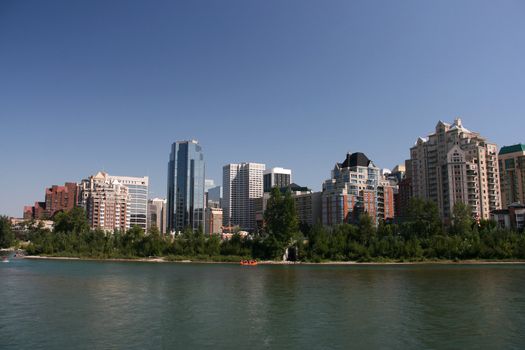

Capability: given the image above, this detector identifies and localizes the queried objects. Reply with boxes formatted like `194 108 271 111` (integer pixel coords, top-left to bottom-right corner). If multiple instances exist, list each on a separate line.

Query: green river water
1 258 524 349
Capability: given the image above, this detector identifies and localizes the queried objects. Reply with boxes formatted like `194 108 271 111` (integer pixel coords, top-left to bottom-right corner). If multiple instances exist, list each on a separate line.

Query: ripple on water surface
1 260 525 349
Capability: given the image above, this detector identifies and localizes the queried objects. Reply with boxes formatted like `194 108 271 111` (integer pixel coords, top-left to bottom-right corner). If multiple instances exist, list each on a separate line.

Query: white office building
108 175 149 230
263 167 292 192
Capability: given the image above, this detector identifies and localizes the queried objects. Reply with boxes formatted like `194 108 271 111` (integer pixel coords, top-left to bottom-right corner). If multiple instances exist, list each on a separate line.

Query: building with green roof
498 144 525 208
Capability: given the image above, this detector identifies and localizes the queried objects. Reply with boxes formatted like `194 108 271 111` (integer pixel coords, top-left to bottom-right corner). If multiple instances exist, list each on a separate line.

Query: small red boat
240 259 258 266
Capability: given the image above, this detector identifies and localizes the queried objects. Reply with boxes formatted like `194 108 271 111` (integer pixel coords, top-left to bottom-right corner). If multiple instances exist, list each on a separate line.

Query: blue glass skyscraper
167 140 205 233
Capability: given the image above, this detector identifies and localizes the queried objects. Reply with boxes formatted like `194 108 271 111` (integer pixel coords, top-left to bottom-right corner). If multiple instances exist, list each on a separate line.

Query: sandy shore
24 255 167 263
22 255 525 265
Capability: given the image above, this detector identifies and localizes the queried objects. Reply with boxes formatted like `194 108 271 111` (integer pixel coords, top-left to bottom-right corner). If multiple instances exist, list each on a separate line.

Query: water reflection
1 261 525 349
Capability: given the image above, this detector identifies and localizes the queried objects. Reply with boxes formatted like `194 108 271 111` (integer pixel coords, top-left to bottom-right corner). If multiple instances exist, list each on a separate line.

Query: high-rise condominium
167 140 205 233
79 171 130 231
223 163 265 231
263 167 292 192
498 144 525 208
409 118 501 220
322 152 395 225
108 175 149 231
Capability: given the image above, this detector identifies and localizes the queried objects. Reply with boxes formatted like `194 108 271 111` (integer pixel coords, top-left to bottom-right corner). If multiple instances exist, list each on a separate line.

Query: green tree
0 216 15 248
478 219 497 235
53 207 89 234
405 198 443 238
450 202 474 236
306 224 330 261
123 225 145 256
263 187 300 259
205 234 221 256
140 229 165 257
357 213 376 245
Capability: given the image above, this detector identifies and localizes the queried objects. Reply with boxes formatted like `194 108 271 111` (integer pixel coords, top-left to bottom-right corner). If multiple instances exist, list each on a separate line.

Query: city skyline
2 0 525 217
5 120 525 219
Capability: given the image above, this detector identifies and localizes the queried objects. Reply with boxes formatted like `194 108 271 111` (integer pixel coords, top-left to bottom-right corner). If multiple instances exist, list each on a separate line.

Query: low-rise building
23 202 46 220
10 217 54 231
490 203 525 231
293 191 322 227
255 184 322 230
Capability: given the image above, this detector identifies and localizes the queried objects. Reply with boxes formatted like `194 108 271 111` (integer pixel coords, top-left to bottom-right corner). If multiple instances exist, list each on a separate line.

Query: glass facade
126 184 148 229
167 140 205 233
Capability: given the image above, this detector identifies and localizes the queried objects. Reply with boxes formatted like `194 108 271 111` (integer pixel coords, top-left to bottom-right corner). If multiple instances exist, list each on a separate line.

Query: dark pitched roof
509 202 525 209
491 209 509 215
340 152 371 168
279 183 310 193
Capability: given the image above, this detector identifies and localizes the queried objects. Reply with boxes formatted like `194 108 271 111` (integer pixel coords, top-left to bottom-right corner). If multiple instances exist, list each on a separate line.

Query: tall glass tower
167 140 205 233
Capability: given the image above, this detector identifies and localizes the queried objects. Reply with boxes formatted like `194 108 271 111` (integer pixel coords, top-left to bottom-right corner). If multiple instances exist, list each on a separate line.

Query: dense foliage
7 196 525 262
0 216 15 248
303 200 525 262
262 187 301 259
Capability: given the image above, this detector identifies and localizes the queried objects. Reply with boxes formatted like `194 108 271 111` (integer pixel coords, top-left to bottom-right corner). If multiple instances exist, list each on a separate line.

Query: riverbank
22 255 525 265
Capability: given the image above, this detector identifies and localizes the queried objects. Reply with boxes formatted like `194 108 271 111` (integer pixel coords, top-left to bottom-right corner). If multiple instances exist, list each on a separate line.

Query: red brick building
23 182 78 219
394 176 412 222
378 183 395 222
44 183 78 218
23 202 46 220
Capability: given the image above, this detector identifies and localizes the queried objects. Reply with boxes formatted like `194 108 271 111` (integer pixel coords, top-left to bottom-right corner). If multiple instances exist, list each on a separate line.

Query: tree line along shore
2 188 525 263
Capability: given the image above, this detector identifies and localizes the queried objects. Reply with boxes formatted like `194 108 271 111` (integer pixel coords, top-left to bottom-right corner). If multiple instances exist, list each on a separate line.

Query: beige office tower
79 171 130 231
205 207 223 235
409 118 501 221
498 144 525 208
148 198 167 234
222 162 265 231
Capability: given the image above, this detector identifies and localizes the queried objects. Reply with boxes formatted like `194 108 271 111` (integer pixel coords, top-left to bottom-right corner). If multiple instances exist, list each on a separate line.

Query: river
1 259 525 349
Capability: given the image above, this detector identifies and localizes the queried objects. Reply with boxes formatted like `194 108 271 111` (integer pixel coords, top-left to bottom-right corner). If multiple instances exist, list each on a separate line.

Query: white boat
1 256 9 263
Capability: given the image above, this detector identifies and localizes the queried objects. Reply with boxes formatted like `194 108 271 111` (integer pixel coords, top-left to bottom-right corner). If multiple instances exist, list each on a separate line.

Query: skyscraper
498 144 525 208
207 185 222 208
263 167 292 192
167 140 205 233
222 162 265 231
108 175 149 231
409 118 501 221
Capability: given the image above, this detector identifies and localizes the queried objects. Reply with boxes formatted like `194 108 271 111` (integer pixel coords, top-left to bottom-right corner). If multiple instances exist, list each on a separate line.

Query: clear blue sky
1 0 524 217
